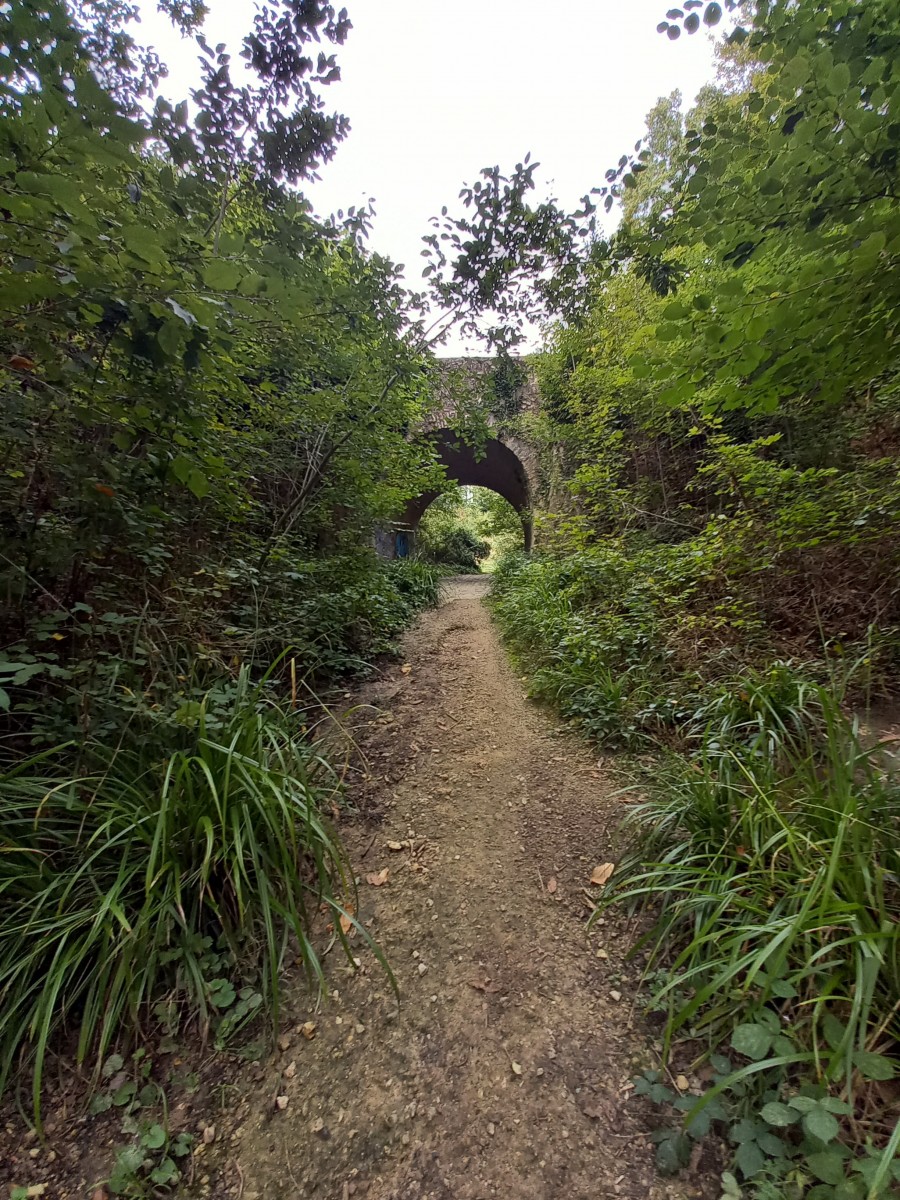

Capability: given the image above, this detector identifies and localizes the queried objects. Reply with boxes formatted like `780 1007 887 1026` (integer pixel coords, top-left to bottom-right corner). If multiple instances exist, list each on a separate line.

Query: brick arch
400 429 533 552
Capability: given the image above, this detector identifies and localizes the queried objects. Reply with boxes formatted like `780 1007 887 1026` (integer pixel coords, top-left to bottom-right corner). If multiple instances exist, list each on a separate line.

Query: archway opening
396 429 533 559
417 486 526 573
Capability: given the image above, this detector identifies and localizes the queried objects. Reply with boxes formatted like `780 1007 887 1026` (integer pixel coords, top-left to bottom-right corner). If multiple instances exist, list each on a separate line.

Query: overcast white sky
136 0 719 351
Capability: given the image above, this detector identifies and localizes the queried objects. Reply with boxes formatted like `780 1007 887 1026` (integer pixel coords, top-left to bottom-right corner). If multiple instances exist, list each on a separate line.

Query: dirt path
228 579 701 1200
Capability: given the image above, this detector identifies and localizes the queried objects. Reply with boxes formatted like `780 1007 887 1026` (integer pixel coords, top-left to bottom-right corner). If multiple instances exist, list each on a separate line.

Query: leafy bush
0 667 374 1118
600 685 900 1197
421 526 488 572
489 494 898 752
2 553 439 750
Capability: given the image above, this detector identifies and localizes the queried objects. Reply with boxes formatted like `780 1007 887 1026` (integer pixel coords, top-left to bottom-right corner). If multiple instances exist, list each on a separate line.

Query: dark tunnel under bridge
389 429 534 558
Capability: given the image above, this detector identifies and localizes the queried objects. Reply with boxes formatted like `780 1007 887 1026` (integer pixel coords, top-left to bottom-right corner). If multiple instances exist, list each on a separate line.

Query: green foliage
487 353 528 423
603 689 900 1197
418 486 523 573
0 0 438 747
89 1049 195 1195
0 0 442 1117
0 666 379 1120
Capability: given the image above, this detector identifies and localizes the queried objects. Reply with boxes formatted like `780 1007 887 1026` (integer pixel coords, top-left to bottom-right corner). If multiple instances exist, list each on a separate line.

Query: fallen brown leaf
590 862 615 887
339 913 354 935
366 868 389 887
546 877 557 894
400 663 412 675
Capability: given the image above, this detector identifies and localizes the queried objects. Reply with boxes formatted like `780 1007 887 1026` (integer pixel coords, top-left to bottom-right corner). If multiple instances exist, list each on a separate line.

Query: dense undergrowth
417 485 525 574
0 0 443 1128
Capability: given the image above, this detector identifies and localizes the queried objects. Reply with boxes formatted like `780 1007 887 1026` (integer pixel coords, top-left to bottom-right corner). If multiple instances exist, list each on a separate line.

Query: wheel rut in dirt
230 578 694 1200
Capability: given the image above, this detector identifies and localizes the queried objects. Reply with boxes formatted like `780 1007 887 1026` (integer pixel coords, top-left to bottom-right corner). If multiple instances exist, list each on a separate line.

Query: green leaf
203 259 243 290
208 977 236 1007
149 1157 180 1185
186 469 210 500
730 1118 760 1144
219 231 246 255
157 319 185 358
112 1079 137 1106
631 356 652 378
760 1101 799 1127
15 171 84 209
731 1023 773 1060
102 1052 125 1078
783 54 811 86
788 1095 820 1113
803 1106 840 1143
720 1172 741 1199
655 1132 691 1176
664 301 690 319
827 62 851 96
143 1123 166 1149
170 455 192 485
808 1151 847 1185
769 978 798 999
122 225 166 265
734 1139 765 1178
852 1050 896 1081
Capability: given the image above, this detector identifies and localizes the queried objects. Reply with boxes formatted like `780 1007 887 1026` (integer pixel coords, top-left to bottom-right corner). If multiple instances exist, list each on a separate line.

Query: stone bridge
380 357 540 557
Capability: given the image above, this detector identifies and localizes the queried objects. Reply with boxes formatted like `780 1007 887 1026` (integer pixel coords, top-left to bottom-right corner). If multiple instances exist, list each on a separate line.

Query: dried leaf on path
546 877 557 894
339 913 354 935
590 862 615 887
400 663 412 675
366 868 389 886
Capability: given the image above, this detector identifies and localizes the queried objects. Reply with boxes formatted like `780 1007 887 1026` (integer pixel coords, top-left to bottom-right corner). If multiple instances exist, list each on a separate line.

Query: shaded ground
223 577 710 1200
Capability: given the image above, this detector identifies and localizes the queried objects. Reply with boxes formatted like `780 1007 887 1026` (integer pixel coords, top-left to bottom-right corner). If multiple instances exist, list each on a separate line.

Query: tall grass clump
600 684 900 1195
0 667 363 1118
